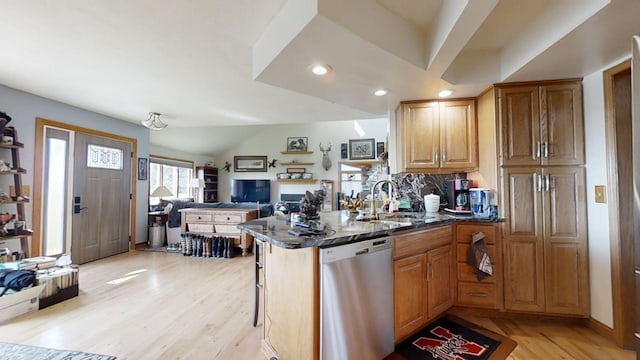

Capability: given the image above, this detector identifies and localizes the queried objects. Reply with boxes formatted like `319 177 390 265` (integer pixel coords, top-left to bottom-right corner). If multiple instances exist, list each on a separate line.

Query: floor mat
0 341 116 360
391 315 517 360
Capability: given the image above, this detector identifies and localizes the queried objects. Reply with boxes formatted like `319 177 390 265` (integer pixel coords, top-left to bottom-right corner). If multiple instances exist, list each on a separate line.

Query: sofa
159 199 273 246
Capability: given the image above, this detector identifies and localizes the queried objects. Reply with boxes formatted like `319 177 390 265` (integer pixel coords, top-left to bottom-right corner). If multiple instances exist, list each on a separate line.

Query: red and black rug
391 316 516 360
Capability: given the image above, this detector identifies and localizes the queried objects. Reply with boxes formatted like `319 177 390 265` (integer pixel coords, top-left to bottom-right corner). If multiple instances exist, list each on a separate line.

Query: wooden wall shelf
280 151 314 155
276 179 317 184
280 162 314 166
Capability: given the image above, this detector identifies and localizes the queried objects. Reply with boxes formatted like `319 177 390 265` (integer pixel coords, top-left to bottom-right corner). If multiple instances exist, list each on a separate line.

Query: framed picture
341 143 348 159
234 156 268 172
137 157 148 180
349 138 376 160
286 137 308 152
376 142 385 157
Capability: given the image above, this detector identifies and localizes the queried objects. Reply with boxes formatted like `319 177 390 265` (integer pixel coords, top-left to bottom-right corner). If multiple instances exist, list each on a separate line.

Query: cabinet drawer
214 214 243 223
457 263 496 283
187 224 214 233
186 213 213 223
456 244 497 262
394 225 452 259
215 224 240 235
456 224 496 244
457 283 497 308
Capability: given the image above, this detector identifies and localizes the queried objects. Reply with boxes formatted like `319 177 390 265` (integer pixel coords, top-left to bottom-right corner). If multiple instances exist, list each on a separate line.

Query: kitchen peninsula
238 211 500 360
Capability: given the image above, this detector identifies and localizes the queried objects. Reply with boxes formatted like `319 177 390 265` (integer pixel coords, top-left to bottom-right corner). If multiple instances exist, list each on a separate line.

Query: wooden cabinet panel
498 80 584 167
400 99 477 172
394 225 452 259
457 244 497 263
456 224 497 244
394 253 428 342
263 245 318 360
545 242 588 315
505 239 545 312
402 101 439 170
543 167 589 315
458 283 497 308
503 167 542 236
499 86 540 166
394 226 453 342
454 222 502 310
440 100 477 169
502 166 587 315
540 83 584 166
457 262 496 283
427 245 454 317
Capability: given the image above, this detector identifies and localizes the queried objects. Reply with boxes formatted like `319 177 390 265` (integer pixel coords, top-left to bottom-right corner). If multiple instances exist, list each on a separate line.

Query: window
149 156 194 205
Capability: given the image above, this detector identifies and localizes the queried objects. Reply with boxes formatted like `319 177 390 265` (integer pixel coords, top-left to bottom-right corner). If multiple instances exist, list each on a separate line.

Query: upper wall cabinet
399 99 477 173
497 80 584 166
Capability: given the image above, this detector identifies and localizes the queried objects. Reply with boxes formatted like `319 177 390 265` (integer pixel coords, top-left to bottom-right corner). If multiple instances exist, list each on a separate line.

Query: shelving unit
196 166 218 203
0 126 32 257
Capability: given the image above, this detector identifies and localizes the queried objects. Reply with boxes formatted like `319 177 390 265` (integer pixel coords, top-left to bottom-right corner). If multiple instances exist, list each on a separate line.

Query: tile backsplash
392 173 467 211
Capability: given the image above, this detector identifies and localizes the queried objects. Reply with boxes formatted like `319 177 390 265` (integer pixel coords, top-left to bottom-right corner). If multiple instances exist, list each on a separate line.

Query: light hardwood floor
0 251 635 360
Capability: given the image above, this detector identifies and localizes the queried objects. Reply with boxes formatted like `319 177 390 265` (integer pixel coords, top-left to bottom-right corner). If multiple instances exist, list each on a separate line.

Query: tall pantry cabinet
497 79 589 316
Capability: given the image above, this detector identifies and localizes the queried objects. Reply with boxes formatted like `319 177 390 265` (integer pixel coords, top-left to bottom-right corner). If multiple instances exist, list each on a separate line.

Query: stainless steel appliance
319 236 394 360
444 179 472 213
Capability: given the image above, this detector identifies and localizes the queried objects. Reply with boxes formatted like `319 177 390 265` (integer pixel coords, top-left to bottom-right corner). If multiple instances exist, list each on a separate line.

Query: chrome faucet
370 179 398 219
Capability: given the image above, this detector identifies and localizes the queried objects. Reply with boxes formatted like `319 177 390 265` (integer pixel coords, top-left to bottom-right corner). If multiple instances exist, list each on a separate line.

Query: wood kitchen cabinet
454 223 503 309
502 166 589 316
393 225 454 342
498 80 584 166
399 99 477 172
261 244 318 360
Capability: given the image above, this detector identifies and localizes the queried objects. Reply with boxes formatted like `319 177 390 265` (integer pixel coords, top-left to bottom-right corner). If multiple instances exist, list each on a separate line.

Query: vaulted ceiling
1 0 638 156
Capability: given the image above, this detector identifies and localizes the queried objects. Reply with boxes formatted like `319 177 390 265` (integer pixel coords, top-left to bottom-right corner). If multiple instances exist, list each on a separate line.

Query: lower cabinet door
394 253 428 342
427 245 454 317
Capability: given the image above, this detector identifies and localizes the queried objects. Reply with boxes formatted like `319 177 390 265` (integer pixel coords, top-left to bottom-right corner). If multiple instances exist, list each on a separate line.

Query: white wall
0 84 150 251
583 55 631 327
216 118 388 203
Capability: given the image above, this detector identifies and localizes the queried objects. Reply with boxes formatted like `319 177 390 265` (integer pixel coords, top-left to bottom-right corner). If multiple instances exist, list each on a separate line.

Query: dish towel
466 231 493 281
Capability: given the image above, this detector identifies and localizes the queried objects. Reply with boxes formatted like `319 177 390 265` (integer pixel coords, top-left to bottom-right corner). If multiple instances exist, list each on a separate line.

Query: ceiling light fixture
142 112 168 130
373 89 388 97
311 64 331 76
438 89 453 98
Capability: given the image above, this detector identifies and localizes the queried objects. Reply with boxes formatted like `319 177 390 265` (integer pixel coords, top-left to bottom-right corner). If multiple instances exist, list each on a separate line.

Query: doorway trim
603 59 633 348
33 117 138 256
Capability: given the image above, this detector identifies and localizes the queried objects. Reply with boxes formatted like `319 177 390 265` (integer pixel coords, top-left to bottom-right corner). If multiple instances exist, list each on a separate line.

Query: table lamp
151 185 174 199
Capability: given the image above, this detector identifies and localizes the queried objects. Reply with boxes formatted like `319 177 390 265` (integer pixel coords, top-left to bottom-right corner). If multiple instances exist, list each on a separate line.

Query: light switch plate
595 185 606 203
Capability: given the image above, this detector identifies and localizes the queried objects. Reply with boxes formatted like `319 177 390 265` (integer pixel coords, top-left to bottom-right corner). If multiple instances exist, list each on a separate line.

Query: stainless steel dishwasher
319 236 394 360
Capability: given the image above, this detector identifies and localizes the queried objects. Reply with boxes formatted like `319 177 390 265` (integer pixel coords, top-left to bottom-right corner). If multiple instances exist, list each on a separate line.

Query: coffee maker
444 179 472 213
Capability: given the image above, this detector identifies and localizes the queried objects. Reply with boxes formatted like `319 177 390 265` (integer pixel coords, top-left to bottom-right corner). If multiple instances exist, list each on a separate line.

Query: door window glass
87 144 123 170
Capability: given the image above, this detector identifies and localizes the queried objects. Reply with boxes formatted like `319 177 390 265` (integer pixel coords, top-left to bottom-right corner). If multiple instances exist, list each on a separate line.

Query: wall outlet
595 185 606 203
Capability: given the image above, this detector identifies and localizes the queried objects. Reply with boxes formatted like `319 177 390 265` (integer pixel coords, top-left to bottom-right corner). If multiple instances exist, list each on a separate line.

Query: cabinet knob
197 216 202 220
226 217 230 221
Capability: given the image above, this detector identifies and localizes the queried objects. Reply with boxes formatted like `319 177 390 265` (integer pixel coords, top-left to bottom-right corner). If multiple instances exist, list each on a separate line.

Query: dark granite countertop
237 210 501 249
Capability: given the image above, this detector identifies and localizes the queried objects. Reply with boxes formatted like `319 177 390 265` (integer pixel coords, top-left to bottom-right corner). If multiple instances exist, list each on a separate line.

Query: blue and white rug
0 342 116 360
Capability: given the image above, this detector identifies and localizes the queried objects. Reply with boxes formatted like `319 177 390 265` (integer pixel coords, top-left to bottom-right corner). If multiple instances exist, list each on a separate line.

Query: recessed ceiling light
311 64 331 76
438 89 453 98
373 89 388 96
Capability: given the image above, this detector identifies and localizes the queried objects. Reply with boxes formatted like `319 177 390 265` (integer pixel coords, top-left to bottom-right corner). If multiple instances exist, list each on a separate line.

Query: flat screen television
231 179 271 203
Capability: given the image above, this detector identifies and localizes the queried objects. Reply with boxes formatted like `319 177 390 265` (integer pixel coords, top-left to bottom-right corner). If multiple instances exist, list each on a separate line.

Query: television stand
179 208 258 256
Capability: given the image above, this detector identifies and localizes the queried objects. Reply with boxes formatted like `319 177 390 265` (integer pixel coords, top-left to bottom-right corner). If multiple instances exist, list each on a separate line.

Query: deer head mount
319 142 332 171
